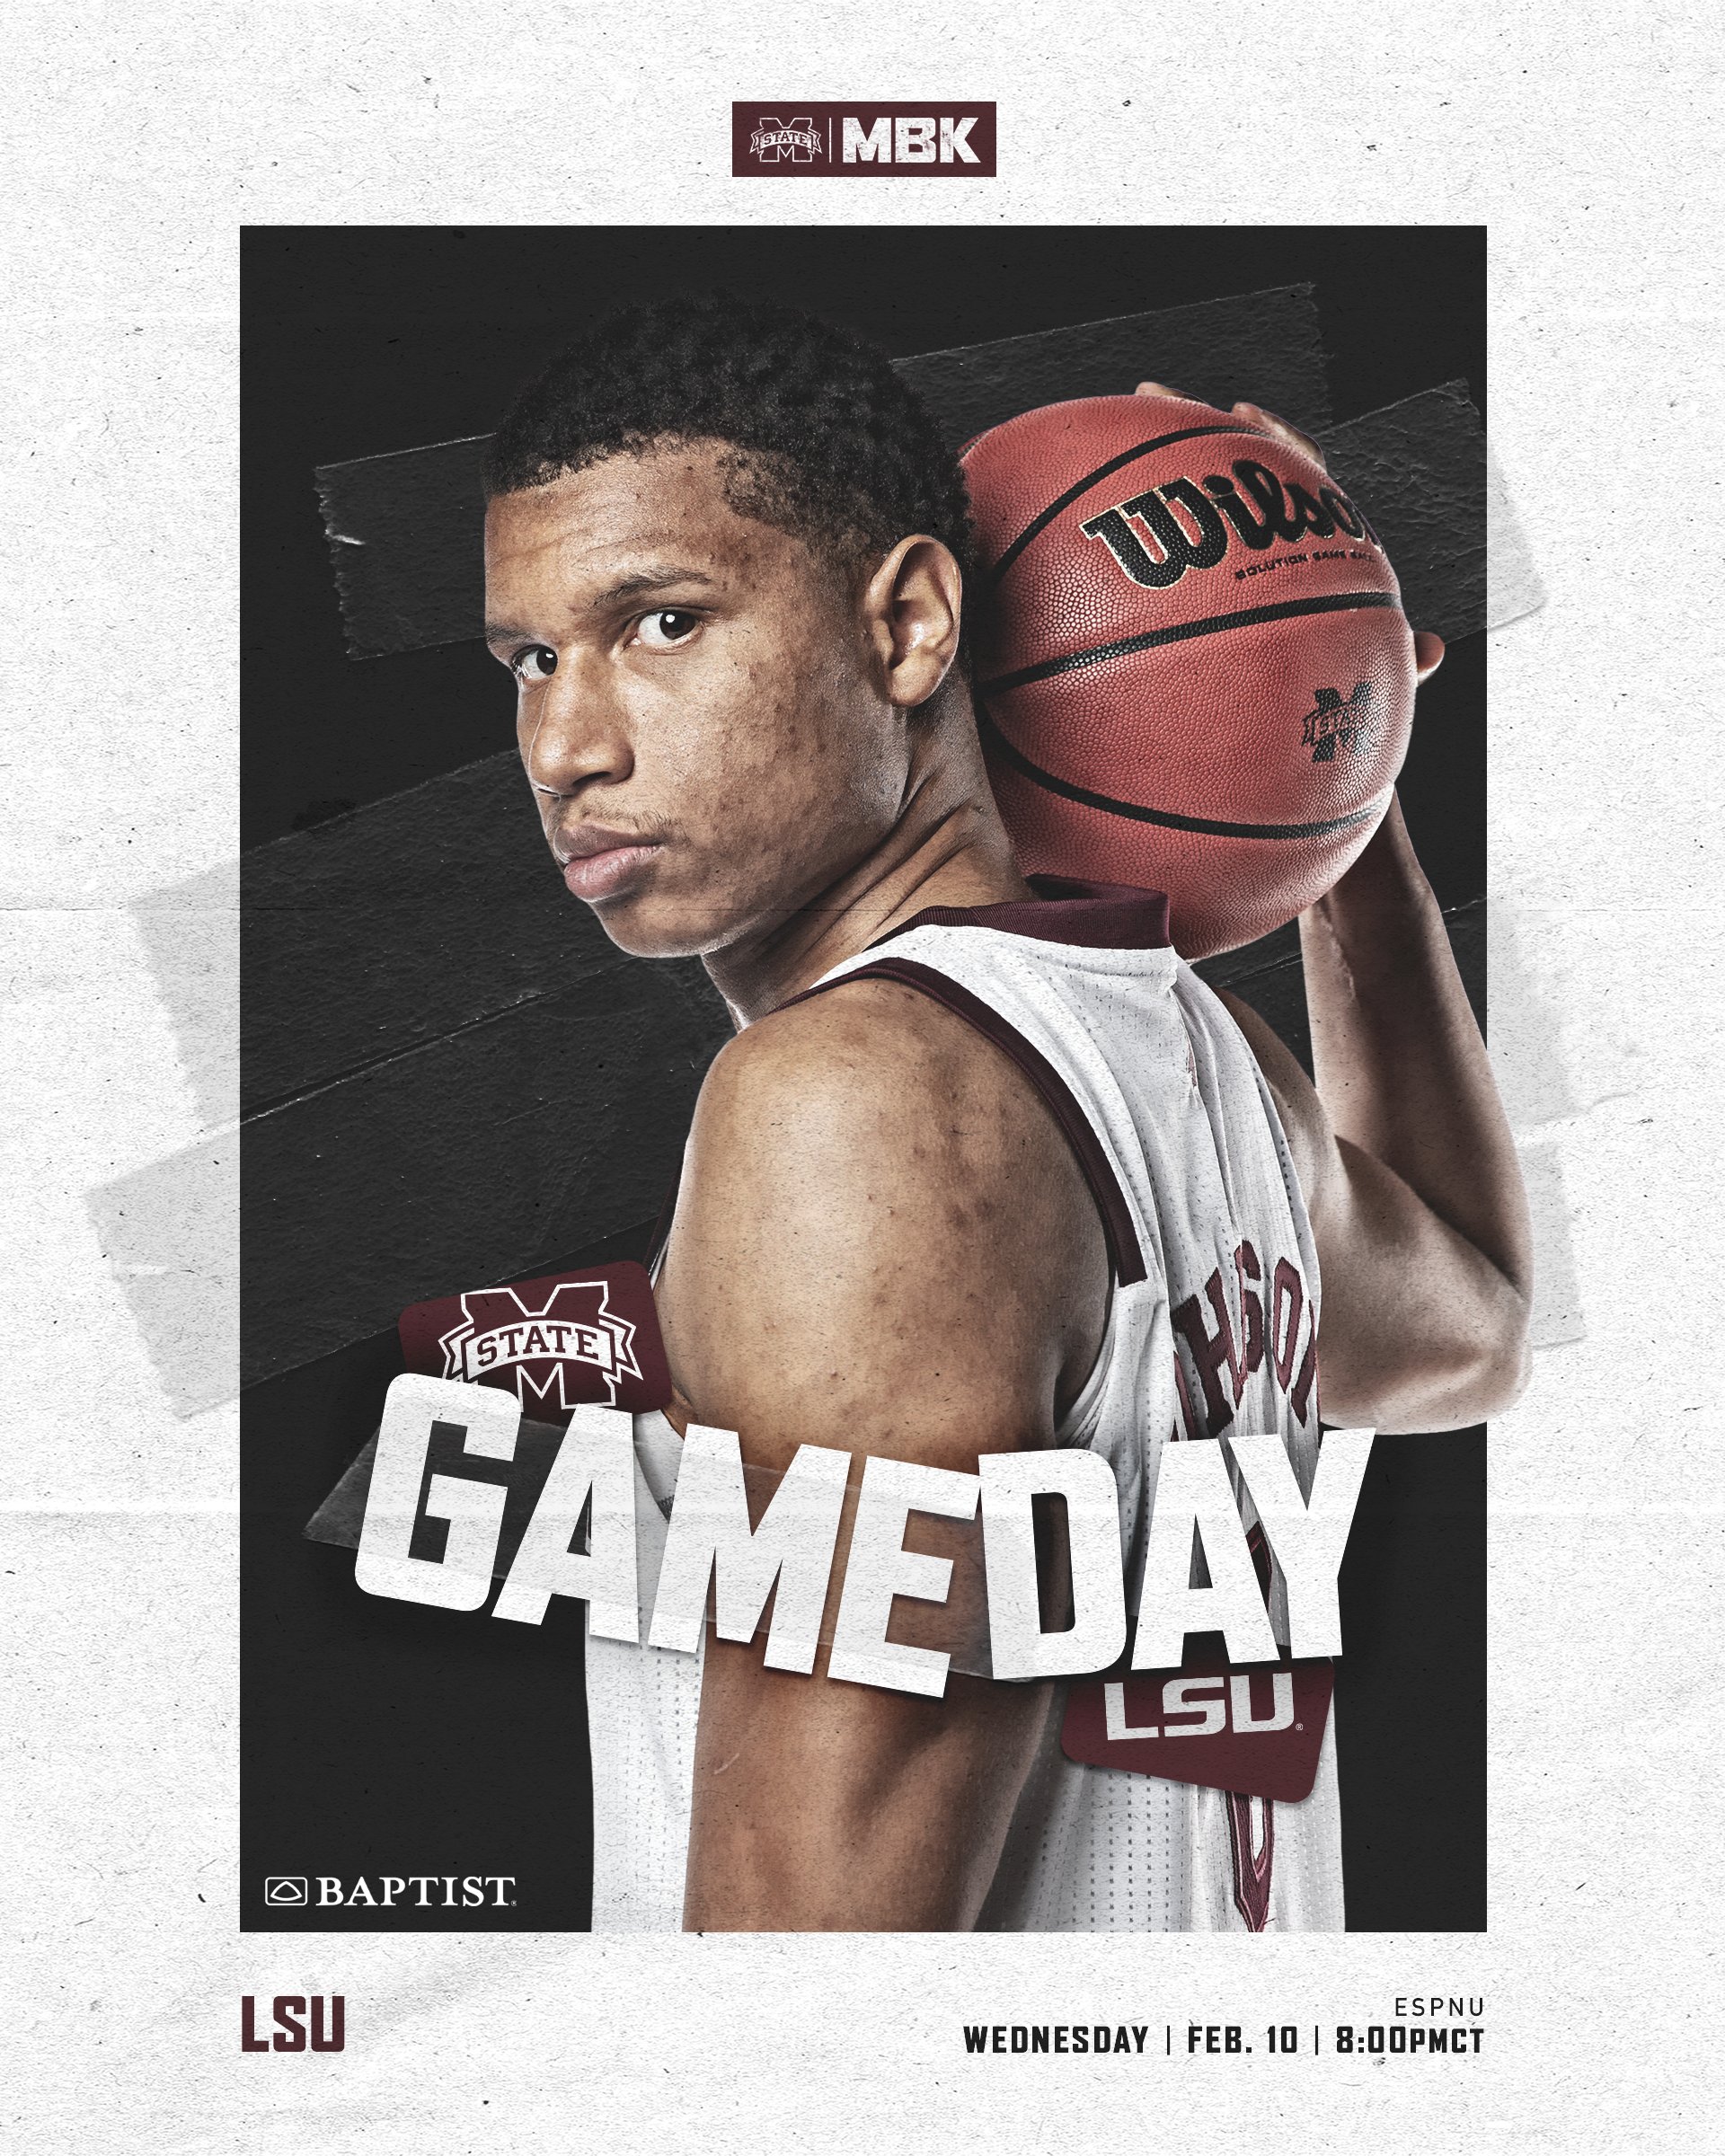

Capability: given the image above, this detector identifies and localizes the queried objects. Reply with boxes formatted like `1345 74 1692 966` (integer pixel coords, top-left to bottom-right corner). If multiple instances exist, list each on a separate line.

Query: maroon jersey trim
871 874 1172 952
644 1174 682 1280
1225 1790 1276 1931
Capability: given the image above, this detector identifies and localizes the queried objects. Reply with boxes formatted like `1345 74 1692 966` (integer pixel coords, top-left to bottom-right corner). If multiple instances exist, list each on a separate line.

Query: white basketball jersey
585 879 1344 1932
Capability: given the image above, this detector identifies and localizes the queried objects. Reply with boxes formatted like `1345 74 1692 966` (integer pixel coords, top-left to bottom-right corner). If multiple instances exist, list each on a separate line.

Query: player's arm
1137 377 1534 1430
653 978 1110 1931
1220 794 1532 1434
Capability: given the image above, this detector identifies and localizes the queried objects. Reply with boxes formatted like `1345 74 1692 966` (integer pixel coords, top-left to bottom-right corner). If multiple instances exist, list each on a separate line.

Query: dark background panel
310 373 1490 664
245 242 1487 1388
243 754 720 1117
243 225 1484 850
1335 1428 1487 1931
314 286 1333 658
900 285 1333 442
243 968 722 1383
245 387 1488 1385
239 1217 657 1933
243 224 1485 1934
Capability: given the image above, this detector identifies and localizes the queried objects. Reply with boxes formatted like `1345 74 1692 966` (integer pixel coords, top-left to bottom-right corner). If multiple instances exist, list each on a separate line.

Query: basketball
961 394 1415 958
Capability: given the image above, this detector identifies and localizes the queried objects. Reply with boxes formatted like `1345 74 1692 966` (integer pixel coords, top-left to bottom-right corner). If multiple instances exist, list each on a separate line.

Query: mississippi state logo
397 1262 673 1418
748 114 822 163
1301 682 1376 762
437 1279 641 1413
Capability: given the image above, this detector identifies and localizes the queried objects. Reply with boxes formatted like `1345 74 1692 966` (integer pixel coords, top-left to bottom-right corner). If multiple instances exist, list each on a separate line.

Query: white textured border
5 8 1719 2149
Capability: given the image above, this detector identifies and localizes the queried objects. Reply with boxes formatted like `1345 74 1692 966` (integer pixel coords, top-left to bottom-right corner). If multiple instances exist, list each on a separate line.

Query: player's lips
555 826 663 902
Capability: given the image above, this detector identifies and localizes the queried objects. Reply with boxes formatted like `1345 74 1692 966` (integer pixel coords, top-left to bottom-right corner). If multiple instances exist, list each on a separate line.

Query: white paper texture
4 11 1717 2150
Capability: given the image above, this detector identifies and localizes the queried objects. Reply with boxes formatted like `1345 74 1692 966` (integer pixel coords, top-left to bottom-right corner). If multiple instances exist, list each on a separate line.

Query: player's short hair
486 296 976 657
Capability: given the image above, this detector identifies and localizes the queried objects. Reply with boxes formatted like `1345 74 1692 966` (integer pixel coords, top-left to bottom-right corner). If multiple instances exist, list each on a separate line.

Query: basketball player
480 298 1530 1931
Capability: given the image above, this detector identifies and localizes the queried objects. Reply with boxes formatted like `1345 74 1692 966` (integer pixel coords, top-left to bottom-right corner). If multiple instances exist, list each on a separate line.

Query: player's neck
704 711 1031 1027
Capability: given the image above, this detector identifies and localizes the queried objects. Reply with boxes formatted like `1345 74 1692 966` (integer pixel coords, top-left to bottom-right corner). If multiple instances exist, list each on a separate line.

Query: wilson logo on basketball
1078 459 1383 593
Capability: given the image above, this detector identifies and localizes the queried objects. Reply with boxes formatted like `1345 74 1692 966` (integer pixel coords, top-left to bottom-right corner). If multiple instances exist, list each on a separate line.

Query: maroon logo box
1062 1651 1334 1802
732 103 995 177
398 1262 672 1419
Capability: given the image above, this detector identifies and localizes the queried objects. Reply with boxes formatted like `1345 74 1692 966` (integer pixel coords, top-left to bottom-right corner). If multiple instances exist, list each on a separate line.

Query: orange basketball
962 394 1415 958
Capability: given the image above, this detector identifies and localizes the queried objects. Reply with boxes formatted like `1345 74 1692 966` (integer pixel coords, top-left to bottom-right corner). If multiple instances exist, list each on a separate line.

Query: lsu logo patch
1061 1652 1333 1801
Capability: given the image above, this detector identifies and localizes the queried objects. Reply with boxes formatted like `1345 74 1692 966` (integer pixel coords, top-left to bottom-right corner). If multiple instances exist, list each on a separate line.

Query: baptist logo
265 1874 518 1909
1102 1671 1297 1741
1301 682 1376 761
437 1279 641 1413
749 114 823 163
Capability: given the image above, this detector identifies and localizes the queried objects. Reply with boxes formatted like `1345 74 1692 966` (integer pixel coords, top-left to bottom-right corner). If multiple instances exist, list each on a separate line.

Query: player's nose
522 660 634 799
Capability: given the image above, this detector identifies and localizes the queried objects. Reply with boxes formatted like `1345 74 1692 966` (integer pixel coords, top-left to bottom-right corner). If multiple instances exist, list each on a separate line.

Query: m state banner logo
438 1279 641 1412
396 1262 672 1418
749 114 822 163
1301 682 1378 762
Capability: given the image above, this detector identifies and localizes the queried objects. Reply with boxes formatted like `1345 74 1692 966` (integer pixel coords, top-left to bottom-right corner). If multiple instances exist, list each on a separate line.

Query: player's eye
633 609 703 650
509 645 557 684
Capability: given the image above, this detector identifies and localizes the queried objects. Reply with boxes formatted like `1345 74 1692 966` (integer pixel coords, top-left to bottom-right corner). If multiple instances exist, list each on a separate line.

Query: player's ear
863 534 963 710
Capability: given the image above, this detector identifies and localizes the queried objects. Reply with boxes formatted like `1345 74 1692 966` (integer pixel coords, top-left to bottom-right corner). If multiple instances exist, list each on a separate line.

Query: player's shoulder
664 973 1109 1451
683 970 1105 1280
697 972 1048 1153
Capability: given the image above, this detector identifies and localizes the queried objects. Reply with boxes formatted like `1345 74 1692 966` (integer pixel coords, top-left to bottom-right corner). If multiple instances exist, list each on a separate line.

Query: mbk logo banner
732 103 996 178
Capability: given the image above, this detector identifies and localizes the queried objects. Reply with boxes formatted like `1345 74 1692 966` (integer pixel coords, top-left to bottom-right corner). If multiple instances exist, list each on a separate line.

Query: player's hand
1132 381 1446 683
1135 378 1325 468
